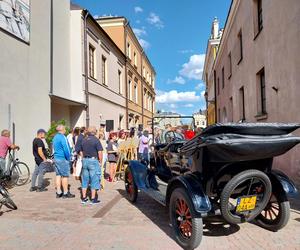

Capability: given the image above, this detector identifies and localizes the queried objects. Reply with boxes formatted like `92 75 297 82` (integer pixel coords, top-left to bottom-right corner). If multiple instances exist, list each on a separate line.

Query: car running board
141 188 166 206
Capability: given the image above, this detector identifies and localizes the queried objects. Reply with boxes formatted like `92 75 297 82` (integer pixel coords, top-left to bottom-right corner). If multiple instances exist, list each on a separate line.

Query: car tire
254 191 290 231
220 169 272 224
124 167 138 203
169 187 202 250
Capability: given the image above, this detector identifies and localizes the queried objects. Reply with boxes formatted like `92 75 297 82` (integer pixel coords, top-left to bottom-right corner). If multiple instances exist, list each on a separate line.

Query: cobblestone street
0 173 299 250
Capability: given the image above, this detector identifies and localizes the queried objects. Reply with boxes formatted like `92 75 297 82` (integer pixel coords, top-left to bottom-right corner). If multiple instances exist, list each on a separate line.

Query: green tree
46 119 70 145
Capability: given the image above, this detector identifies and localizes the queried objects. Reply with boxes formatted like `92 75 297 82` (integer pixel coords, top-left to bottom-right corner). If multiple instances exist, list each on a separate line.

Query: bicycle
3 150 30 187
0 176 17 210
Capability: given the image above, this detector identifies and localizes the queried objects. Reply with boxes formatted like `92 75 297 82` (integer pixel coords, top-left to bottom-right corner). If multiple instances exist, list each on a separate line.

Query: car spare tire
220 169 272 224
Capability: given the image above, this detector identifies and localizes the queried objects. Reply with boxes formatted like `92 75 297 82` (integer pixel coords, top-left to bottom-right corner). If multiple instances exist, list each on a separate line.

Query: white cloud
169 103 177 109
138 38 150 50
184 103 194 108
133 28 147 37
147 12 164 29
156 90 201 104
201 90 206 97
136 20 141 24
178 49 194 54
134 6 143 13
179 54 206 80
195 83 204 90
167 76 186 85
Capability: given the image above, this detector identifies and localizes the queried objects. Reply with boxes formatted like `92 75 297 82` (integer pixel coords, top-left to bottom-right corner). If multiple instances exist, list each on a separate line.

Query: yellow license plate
236 196 257 212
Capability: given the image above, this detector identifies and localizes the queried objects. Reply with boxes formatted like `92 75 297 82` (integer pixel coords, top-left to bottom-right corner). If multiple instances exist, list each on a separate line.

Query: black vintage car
124 121 300 249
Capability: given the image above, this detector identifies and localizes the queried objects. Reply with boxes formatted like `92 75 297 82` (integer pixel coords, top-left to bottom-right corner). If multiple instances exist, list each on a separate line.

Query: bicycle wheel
0 185 17 210
11 162 30 186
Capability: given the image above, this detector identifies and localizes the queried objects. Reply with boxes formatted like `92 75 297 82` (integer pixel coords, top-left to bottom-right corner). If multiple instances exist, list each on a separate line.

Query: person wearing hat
30 129 51 192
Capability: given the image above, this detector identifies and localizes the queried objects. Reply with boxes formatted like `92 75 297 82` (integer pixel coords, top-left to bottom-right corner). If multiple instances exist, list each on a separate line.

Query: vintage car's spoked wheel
220 169 272 224
124 168 138 203
170 188 202 250
254 191 290 231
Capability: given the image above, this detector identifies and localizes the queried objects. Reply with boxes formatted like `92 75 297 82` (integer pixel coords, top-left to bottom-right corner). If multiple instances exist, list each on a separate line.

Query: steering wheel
164 131 183 143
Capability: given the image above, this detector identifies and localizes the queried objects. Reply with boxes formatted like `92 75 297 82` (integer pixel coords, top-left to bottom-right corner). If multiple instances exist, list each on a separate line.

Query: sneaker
56 192 63 198
81 197 89 204
29 187 37 192
90 198 101 205
62 192 75 199
36 187 48 192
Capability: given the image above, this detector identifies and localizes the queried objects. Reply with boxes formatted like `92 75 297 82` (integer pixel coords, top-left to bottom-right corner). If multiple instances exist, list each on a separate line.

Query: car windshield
151 115 195 144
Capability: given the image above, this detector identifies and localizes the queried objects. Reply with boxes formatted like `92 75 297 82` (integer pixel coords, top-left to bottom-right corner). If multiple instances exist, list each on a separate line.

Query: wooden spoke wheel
169 188 202 250
124 168 138 203
255 191 290 231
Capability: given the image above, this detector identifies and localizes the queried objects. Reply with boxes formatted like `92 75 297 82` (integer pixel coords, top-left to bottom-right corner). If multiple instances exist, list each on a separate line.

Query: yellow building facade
97 17 156 129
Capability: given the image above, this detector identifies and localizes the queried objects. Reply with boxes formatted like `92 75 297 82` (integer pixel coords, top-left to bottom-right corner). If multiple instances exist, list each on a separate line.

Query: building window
128 80 132 101
237 30 243 64
146 72 149 82
127 42 131 59
222 67 225 89
89 45 96 79
229 97 233 122
217 77 220 95
257 0 263 32
257 68 266 114
101 56 107 85
228 52 232 78
134 52 137 67
143 67 146 78
134 84 138 103
239 86 245 121
253 0 263 38
118 70 122 94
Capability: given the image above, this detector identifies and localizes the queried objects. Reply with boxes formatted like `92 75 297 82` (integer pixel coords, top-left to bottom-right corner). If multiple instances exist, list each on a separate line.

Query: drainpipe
124 20 129 129
83 10 90 127
50 0 53 94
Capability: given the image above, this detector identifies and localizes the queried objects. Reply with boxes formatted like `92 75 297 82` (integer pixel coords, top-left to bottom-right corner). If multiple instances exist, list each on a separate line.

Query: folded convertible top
201 123 300 136
181 123 300 162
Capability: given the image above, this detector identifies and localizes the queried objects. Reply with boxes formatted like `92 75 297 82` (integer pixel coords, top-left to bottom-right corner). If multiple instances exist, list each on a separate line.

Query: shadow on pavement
203 217 240 237
117 189 240 242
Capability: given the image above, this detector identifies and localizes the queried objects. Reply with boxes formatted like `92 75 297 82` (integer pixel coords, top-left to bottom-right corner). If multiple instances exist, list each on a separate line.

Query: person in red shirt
0 129 19 175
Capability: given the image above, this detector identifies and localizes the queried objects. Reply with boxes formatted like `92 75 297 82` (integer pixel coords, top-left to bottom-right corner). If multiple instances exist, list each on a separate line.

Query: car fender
166 173 211 216
269 169 298 197
128 160 148 190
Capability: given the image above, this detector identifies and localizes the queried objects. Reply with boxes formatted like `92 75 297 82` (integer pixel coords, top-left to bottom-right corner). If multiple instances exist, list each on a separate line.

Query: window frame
89 44 96 79
228 52 232 79
118 70 122 95
237 30 243 64
101 55 107 85
222 67 225 89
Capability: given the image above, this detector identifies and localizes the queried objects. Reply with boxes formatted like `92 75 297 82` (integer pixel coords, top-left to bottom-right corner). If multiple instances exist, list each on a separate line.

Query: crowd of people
0 122 198 205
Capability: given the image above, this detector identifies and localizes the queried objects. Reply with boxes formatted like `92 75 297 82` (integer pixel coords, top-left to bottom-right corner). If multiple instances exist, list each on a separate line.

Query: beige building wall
97 17 156 130
214 0 300 184
70 10 127 131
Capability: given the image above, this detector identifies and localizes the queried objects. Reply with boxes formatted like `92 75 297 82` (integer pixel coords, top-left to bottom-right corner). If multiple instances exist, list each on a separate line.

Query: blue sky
73 0 231 115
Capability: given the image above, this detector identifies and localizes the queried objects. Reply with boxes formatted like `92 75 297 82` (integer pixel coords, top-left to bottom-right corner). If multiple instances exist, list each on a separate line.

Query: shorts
54 159 70 177
81 158 101 190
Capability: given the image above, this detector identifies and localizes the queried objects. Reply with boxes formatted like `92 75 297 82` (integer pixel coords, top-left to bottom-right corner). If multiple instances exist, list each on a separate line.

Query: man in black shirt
80 126 103 205
30 129 51 192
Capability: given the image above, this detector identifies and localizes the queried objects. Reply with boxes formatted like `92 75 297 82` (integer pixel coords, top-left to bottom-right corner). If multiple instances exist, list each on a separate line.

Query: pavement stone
0 173 299 250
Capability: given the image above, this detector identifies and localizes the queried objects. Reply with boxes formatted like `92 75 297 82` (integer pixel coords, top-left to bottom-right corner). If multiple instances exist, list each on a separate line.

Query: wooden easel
115 138 139 180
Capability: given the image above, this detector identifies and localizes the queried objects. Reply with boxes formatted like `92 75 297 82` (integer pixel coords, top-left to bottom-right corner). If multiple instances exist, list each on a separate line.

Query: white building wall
0 0 52 168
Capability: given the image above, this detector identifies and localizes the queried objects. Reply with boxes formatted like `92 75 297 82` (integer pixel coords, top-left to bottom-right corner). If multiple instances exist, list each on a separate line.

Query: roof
70 2 83 10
